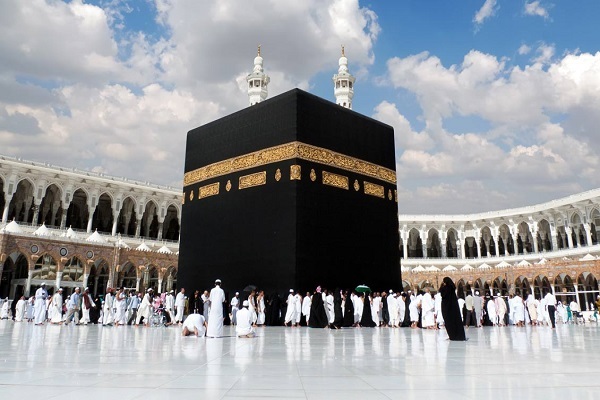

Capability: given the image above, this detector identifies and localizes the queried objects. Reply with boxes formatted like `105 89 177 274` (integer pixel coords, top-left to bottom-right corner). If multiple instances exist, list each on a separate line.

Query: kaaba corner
178 88 401 295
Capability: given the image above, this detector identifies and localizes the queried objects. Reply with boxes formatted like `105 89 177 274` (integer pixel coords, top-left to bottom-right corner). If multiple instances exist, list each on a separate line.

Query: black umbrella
243 284 257 292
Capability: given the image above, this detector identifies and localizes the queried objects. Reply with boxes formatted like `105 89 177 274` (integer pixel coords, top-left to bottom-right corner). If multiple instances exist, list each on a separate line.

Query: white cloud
518 44 531 55
532 43 555 64
0 0 379 188
384 48 600 212
524 1 551 19
473 0 499 27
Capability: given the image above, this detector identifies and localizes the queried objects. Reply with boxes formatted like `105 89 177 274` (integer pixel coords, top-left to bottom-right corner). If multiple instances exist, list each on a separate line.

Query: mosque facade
1 48 599 309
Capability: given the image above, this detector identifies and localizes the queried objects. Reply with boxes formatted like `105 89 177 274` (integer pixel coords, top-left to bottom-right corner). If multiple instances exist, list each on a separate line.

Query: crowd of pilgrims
2 277 597 338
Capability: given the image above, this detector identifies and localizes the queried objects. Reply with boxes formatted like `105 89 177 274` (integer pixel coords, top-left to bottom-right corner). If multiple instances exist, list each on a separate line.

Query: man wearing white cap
230 292 240 325
65 287 81 325
165 290 175 325
206 279 225 337
103 287 115 325
50 288 64 324
34 283 48 325
135 288 153 326
284 289 297 327
175 288 185 324
236 300 255 338
387 290 399 327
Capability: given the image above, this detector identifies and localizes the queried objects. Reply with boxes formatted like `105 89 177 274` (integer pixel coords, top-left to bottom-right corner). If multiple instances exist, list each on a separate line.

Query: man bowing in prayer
206 279 225 338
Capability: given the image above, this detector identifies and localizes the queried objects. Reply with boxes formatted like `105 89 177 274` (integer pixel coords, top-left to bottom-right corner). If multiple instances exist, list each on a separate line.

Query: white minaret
246 45 270 106
333 45 355 109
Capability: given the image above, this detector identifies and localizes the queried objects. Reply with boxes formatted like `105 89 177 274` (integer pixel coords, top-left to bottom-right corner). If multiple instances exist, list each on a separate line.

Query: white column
25 269 33 297
2 194 13 223
476 235 482 259
55 271 62 291
157 221 164 240
574 283 581 310
86 205 94 233
584 223 593 247
551 231 558 250
440 227 447 258
532 229 539 254
111 211 119 236
134 218 142 237
566 226 574 249
31 202 41 225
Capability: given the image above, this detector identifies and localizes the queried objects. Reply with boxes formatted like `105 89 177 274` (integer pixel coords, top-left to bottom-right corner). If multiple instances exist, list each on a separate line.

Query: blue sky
1 0 600 214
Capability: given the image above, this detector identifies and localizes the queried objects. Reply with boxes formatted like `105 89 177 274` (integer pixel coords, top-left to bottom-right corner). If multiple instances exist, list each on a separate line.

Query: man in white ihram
175 288 185 324
34 283 49 325
206 279 225 338
236 300 255 338
181 313 206 337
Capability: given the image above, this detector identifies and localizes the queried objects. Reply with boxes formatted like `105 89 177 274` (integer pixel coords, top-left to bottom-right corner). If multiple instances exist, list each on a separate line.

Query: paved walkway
0 321 598 399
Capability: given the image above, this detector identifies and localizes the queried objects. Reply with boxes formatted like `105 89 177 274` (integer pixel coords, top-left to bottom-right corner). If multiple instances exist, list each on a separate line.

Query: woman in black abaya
308 286 329 328
359 293 376 327
439 277 467 341
332 289 343 328
342 290 354 327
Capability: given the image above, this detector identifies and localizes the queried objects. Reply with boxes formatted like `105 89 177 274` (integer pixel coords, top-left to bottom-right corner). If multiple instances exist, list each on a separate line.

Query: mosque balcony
0 220 179 252
401 243 600 270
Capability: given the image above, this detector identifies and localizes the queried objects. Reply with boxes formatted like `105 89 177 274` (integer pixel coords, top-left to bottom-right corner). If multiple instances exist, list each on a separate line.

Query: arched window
32 254 58 280
62 256 84 282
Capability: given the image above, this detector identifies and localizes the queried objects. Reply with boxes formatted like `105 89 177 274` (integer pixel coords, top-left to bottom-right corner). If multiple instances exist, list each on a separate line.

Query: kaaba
179 89 400 296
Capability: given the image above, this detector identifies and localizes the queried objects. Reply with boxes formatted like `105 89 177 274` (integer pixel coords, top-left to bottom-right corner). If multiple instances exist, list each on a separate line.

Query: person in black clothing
401 292 411 327
309 286 329 328
191 290 203 314
266 292 282 326
439 277 467 341
342 290 354 327
381 292 389 326
332 289 343 329
359 293 376 327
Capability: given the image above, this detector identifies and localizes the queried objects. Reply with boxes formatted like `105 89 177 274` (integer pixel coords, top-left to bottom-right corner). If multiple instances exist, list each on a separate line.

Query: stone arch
147 265 159 291
445 228 459 258
517 221 534 254
62 256 85 283
116 196 138 236
464 236 477 259
407 228 423 258
577 272 598 311
419 280 435 291
119 262 137 289
163 204 180 240
401 280 412 292
88 259 110 297
141 200 159 239
399 237 404 258
32 253 58 281
570 213 586 247
589 208 600 245
537 219 553 251
473 278 484 294
91 192 113 234
426 228 441 258
456 279 467 299
37 183 63 226
481 226 493 257
0 251 29 298
165 266 177 292
8 178 35 222
514 276 530 296
492 276 508 296
533 275 551 299
66 188 89 230
498 224 514 256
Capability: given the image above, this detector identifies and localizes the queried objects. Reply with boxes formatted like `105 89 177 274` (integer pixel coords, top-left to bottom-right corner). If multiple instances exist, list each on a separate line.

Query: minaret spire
333 45 355 109
246 45 270 106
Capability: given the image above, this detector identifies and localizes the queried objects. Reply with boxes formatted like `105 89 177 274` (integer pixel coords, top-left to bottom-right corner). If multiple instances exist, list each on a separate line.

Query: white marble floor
0 321 599 400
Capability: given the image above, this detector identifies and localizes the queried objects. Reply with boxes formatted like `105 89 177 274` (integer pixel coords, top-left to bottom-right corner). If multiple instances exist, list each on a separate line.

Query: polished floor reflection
0 321 598 399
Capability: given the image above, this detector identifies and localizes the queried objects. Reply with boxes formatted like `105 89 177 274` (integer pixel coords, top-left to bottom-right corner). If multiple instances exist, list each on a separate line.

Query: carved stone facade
1 155 180 299
399 189 600 310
